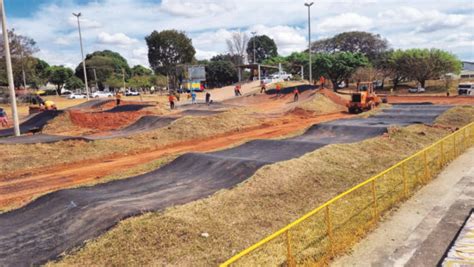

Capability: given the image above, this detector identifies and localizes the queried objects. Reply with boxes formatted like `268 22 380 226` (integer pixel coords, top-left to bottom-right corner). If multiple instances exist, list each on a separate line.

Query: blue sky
3 0 474 69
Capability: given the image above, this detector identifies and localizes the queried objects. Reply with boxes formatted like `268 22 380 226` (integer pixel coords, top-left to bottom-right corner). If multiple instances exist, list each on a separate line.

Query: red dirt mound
319 88 349 106
69 110 151 131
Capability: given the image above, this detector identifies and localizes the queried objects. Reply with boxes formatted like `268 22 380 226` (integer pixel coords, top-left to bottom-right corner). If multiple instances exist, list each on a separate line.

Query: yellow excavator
347 82 381 114
28 94 57 114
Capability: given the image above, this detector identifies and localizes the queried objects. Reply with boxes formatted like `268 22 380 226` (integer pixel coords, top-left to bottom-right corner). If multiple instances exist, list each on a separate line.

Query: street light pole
73 12 90 100
305 2 314 84
251 31 257 64
1 0 20 136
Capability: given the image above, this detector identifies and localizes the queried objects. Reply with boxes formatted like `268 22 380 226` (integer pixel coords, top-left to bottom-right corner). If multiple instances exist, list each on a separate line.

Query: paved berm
333 147 474 267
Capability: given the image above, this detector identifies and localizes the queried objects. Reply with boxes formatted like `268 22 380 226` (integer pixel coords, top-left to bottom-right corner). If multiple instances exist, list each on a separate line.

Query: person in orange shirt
293 87 299 102
115 91 122 106
319 76 325 89
168 94 175 110
276 83 281 97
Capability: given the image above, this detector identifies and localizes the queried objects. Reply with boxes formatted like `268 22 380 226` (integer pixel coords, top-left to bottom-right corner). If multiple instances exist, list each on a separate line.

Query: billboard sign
188 66 206 81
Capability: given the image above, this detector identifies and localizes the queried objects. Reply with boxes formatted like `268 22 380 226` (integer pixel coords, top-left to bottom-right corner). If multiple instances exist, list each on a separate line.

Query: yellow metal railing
221 122 474 267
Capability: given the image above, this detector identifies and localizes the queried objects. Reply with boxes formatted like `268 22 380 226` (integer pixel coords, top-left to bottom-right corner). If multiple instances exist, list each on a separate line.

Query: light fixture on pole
1 0 20 136
251 31 257 64
304 2 314 84
73 12 90 100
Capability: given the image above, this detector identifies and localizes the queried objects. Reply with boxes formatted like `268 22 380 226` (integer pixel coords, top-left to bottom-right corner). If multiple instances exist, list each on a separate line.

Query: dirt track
0 112 349 210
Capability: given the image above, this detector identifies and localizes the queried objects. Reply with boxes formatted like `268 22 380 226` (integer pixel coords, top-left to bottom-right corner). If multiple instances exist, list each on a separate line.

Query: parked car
125 89 140 96
458 83 474 96
270 71 293 81
68 93 87 99
408 87 425 93
92 91 113 98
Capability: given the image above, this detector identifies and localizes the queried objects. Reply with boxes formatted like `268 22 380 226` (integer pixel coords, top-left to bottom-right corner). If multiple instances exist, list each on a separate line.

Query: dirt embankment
51 106 474 266
68 110 152 131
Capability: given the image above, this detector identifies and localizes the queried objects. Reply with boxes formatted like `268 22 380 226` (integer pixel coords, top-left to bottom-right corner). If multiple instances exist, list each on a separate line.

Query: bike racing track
0 104 452 266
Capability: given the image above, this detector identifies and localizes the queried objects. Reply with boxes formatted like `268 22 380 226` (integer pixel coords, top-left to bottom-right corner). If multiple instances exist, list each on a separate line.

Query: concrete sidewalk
333 147 474 267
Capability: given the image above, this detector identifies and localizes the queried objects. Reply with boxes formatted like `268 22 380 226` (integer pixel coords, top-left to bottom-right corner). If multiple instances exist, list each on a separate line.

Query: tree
145 30 195 78
210 53 241 64
105 75 123 90
149 74 168 89
128 75 151 89
0 29 40 87
75 50 130 89
65 76 84 90
206 61 238 88
395 48 462 88
226 31 248 65
48 66 74 94
246 35 278 63
313 52 369 91
28 58 50 88
312 31 388 62
131 65 153 76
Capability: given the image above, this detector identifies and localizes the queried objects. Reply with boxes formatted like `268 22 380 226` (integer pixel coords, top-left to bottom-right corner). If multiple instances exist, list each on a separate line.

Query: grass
0 108 260 175
50 106 474 266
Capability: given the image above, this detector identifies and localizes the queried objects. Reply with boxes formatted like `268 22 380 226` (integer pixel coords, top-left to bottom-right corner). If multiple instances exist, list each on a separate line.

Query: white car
92 91 113 98
125 90 140 96
270 71 293 81
458 83 474 96
68 93 87 99
408 87 425 93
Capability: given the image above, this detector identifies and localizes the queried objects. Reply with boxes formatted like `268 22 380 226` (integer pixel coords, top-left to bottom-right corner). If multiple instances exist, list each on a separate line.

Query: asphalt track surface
0 104 452 266
0 110 63 138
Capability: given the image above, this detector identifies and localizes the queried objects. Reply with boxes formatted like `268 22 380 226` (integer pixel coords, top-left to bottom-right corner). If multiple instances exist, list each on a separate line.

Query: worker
44 100 57 110
205 91 211 105
0 108 8 127
293 87 299 102
115 91 122 106
168 94 175 110
191 90 197 104
319 76 325 89
234 85 242 96
260 81 266 94
276 83 281 97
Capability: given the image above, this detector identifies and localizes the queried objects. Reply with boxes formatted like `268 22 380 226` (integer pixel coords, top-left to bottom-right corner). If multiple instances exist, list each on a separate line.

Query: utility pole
1 0 20 136
93 68 98 91
122 68 126 91
251 31 257 64
21 50 27 89
73 12 90 100
305 2 314 84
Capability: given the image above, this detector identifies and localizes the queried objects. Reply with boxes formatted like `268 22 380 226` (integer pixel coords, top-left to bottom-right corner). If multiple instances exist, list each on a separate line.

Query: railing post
285 230 295 267
463 128 467 152
371 180 377 221
325 205 335 257
423 150 429 182
440 140 444 167
453 133 456 158
402 163 408 198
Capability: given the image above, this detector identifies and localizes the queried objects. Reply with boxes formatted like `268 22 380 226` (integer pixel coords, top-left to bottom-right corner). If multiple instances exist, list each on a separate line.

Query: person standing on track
276 83 281 97
0 108 8 127
234 84 242 96
205 91 211 105
115 91 122 106
191 90 197 104
260 80 266 94
293 87 299 102
168 94 175 110
319 76 325 89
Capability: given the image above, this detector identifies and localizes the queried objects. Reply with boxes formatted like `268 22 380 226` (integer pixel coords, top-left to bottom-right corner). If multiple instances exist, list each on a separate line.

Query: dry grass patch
0 109 260 175
298 93 346 114
51 108 471 266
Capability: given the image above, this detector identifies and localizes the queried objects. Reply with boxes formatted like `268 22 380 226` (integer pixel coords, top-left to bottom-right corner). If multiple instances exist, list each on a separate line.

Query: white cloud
318 13 373 33
97 32 139 46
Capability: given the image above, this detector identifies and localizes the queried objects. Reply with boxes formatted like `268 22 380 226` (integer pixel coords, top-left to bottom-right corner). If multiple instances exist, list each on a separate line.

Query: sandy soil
0 111 350 210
